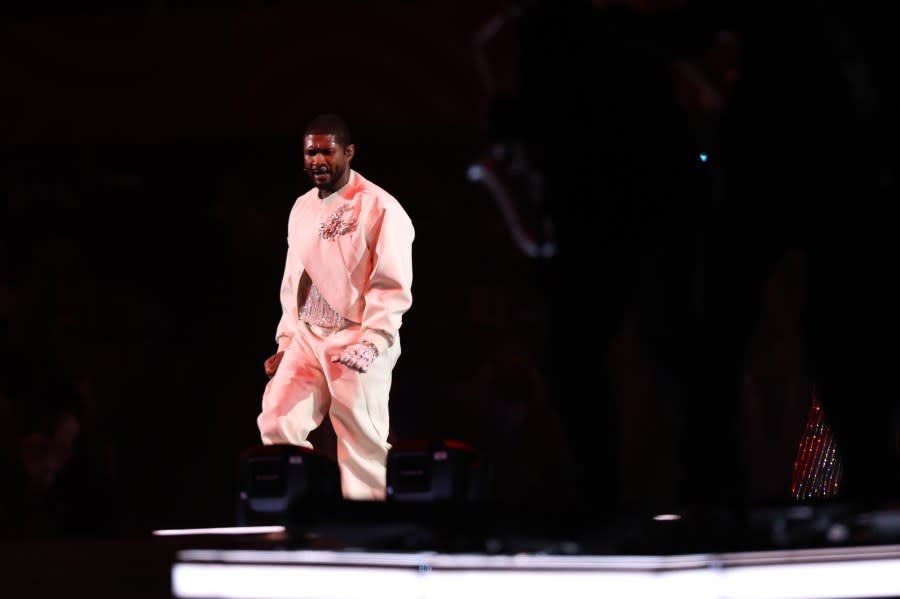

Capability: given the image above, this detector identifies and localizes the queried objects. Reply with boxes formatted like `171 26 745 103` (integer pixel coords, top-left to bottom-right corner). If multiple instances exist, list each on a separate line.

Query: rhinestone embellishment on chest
319 204 358 240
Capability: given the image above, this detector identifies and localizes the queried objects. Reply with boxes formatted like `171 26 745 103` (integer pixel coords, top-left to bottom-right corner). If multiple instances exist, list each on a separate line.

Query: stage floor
166 500 900 599
172 540 900 599
6 502 900 599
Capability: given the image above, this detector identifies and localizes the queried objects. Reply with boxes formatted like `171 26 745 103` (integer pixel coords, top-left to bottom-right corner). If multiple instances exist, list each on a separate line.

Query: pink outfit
257 170 414 499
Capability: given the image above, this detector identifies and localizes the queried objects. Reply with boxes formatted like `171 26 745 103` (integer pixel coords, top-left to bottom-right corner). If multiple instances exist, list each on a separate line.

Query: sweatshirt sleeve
274 233 297 352
359 200 415 353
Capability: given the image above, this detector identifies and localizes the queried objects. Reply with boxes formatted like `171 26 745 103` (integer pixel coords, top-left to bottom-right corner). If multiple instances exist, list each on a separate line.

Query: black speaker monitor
236 444 341 526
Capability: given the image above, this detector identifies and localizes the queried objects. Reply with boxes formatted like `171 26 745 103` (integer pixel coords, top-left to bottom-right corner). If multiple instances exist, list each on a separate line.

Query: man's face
303 133 354 195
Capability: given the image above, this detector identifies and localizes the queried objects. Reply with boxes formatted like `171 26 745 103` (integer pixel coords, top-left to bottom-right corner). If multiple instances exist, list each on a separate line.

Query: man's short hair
305 113 353 148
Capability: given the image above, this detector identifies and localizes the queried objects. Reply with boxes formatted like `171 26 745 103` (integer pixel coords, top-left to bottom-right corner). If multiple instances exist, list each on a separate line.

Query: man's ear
345 143 356 160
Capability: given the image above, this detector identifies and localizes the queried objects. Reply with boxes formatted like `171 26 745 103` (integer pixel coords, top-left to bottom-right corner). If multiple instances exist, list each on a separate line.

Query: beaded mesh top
297 271 352 331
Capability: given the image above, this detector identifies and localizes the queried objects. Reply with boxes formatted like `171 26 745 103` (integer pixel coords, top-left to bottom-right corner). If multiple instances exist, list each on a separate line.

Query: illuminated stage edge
172 541 900 599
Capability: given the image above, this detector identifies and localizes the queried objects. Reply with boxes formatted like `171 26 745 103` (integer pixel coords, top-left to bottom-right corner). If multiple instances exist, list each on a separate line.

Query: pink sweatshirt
275 170 415 354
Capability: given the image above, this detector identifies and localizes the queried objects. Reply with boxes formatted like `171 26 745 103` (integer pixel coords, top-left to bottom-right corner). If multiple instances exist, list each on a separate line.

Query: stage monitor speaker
235 444 341 526
386 439 489 503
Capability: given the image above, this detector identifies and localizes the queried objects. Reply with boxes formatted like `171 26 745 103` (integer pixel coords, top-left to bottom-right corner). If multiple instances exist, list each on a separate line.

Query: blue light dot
699 153 708 162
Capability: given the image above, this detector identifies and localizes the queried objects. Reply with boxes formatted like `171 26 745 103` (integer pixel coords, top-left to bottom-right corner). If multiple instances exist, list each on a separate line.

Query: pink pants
257 322 398 500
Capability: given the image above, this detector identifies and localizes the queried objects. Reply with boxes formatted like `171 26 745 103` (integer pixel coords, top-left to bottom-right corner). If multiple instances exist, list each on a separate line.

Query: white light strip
175 548 694 570
422 569 664 599
175 545 900 569
171 557 900 599
172 564 422 599
153 526 285 536
718 560 900 599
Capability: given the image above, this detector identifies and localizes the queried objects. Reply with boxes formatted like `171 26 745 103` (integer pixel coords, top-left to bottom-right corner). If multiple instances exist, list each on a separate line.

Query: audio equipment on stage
235 444 341 526
386 439 489 503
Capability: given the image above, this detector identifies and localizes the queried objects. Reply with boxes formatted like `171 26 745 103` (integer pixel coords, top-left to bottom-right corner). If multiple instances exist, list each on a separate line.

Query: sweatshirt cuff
361 329 391 354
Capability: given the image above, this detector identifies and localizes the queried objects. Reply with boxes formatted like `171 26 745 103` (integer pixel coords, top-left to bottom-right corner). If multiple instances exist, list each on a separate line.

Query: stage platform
169 500 900 599
171 541 900 599
5 501 900 599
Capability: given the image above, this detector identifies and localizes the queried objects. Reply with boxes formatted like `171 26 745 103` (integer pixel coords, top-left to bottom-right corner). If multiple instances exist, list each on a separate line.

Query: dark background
2 0 899 537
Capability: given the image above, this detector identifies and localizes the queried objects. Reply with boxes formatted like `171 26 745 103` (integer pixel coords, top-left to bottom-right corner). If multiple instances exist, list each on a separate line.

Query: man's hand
331 340 379 373
264 351 285 378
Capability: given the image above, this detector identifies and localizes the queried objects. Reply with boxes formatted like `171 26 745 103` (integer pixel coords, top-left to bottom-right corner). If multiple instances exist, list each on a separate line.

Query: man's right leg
257 336 329 447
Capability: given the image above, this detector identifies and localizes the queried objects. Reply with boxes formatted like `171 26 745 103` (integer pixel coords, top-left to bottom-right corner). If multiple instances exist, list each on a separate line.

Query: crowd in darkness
3 0 900 539
0 141 298 534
